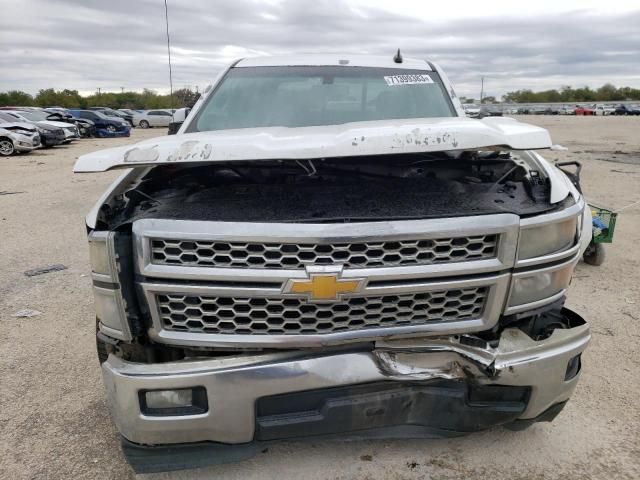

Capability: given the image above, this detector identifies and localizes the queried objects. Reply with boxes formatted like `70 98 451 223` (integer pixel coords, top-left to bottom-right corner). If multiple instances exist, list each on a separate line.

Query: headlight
88 231 118 281
88 231 132 341
93 286 128 336
506 257 577 314
518 217 577 259
517 199 584 266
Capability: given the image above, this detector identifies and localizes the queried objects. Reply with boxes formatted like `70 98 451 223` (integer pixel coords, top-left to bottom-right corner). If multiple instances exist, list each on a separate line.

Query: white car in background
593 104 615 116
0 123 41 156
462 104 481 118
3 110 80 142
133 110 174 128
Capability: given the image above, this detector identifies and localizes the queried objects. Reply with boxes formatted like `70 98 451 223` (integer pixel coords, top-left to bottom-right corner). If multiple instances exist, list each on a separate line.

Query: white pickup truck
75 54 591 473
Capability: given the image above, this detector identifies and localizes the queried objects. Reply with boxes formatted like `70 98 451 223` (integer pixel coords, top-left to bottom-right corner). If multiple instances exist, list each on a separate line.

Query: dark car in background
43 109 97 138
614 104 640 115
89 107 134 126
69 110 130 137
0 111 65 147
478 106 503 118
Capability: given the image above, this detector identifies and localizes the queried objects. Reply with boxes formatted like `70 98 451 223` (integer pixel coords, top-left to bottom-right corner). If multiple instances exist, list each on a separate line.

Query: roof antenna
393 48 403 64
163 0 174 120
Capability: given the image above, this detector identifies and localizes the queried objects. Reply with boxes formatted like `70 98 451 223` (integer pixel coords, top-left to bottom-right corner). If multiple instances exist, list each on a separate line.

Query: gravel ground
1 117 639 480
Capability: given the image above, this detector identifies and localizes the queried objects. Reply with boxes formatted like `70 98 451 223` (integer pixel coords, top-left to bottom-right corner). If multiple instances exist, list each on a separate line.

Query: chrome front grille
135 217 518 347
156 287 488 335
150 235 499 270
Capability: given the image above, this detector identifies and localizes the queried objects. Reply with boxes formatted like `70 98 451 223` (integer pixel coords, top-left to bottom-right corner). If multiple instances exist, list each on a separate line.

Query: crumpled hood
74 116 551 172
0 121 37 133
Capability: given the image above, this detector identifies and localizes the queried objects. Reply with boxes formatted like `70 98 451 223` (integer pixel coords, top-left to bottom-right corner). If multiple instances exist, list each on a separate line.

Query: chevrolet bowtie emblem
283 269 365 302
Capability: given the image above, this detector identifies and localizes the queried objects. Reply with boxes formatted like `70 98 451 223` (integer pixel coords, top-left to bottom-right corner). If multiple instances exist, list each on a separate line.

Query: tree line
0 88 200 109
2 83 639 108
461 84 640 104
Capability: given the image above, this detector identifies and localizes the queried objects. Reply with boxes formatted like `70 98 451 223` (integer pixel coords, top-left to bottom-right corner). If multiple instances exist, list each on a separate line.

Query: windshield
189 66 455 132
17 111 48 121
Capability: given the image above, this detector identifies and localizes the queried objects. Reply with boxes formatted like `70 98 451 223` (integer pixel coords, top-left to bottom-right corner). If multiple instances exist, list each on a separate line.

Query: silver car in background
133 110 174 128
2 109 80 142
0 123 41 156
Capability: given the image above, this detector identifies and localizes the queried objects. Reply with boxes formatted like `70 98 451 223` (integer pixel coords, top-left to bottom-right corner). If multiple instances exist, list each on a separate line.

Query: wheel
106 125 117 134
139 120 149 129
583 242 606 266
0 137 15 156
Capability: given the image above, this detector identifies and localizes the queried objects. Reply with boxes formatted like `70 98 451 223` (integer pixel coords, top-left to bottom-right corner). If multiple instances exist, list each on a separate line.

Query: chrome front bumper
102 312 589 446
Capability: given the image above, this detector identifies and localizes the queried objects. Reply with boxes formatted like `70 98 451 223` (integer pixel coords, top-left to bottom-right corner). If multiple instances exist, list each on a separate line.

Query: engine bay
99 150 555 229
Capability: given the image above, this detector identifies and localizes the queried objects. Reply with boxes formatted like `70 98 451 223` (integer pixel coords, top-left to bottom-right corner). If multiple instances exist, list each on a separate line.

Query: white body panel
74 116 551 173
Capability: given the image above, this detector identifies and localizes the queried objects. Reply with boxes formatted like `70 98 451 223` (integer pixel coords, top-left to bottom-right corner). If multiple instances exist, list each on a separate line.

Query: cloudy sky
1 0 639 99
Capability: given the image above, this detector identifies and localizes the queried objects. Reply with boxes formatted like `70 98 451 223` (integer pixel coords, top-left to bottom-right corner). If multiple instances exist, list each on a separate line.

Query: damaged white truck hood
74 116 551 172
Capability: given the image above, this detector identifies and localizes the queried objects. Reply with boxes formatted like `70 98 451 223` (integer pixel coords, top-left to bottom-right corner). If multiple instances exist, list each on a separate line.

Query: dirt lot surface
1 116 639 480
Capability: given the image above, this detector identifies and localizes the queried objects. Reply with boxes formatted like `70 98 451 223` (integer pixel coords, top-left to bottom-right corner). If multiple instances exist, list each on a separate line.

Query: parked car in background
0 123 41 155
478 106 503 117
43 109 97 138
1 110 79 143
574 105 594 116
119 108 137 117
530 106 547 115
89 107 134 126
167 107 191 135
614 104 640 115
69 110 130 137
0 111 65 147
133 109 173 128
593 104 615 116
462 105 480 118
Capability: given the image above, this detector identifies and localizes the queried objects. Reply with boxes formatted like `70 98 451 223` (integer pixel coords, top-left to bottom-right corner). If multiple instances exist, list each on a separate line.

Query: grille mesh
151 235 498 270
156 287 488 335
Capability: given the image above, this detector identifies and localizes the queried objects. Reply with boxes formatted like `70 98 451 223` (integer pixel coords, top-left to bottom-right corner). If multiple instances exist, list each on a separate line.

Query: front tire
0 138 15 156
139 120 150 129
583 242 606 266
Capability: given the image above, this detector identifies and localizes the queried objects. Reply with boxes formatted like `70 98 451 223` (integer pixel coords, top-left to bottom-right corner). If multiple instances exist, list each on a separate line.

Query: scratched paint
123 145 160 163
74 117 552 172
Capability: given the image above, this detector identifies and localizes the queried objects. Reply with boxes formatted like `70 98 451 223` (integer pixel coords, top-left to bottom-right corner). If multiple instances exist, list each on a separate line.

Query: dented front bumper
102 308 589 448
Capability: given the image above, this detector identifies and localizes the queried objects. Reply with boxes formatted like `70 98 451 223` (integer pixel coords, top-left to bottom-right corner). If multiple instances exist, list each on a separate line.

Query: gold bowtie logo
283 273 365 302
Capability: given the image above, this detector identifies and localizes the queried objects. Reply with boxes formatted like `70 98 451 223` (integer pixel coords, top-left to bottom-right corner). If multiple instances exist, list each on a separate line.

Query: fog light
147 389 193 409
140 387 208 416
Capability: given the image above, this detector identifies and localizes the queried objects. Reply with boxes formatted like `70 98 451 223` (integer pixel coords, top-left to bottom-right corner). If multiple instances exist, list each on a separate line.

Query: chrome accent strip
505 254 579 315
141 273 510 348
134 215 519 282
515 242 581 269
